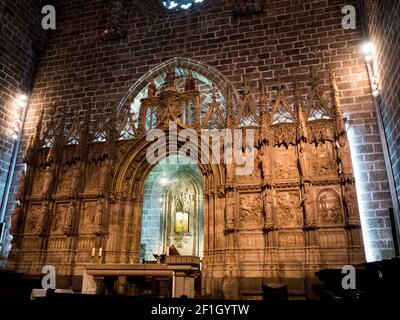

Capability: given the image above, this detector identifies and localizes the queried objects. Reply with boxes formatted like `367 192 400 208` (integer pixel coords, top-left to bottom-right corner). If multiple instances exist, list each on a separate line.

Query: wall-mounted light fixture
362 42 380 97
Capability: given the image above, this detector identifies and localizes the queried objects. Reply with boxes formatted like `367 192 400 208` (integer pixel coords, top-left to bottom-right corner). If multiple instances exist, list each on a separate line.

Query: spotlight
17 94 28 108
11 133 18 140
362 42 374 60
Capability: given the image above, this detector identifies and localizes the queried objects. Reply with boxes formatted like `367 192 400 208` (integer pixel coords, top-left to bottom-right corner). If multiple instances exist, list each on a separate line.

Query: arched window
162 0 204 11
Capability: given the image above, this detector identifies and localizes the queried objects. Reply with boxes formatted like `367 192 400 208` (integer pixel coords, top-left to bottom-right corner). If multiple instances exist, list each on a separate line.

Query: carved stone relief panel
79 201 98 234
52 203 69 235
84 162 109 194
84 165 99 194
311 142 337 176
31 168 46 195
239 193 263 229
275 190 302 228
25 204 46 235
316 188 343 226
273 146 298 180
58 164 79 194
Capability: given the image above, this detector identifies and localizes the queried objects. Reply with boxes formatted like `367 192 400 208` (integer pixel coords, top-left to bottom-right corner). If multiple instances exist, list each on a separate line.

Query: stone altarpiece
6 65 365 298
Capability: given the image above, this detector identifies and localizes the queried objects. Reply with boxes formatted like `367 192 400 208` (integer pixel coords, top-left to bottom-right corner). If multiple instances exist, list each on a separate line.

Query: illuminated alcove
140 155 204 261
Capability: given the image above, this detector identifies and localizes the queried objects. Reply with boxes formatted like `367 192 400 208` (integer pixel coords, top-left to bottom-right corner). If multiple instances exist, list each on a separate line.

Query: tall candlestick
91 248 95 257
98 247 103 257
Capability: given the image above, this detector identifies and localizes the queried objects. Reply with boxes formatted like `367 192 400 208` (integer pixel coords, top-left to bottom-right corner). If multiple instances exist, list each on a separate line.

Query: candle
98 247 103 257
91 248 95 257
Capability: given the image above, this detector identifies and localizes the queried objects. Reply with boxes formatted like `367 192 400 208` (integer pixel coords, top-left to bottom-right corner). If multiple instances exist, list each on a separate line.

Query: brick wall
0 0 44 258
358 0 400 243
4 0 396 260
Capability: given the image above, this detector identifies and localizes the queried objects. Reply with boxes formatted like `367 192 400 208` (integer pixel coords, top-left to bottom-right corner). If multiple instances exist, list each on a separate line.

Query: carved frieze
278 232 304 247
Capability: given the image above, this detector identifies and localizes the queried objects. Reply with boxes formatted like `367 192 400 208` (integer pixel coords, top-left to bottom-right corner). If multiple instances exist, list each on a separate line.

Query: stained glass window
162 0 204 11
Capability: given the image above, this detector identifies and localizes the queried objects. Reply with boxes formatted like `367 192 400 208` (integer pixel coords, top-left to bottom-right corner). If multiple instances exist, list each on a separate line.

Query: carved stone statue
147 79 157 97
10 204 21 235
42 166 53 195
185 71 196 92
69 165 80 193
344 185 358 220
123 178 130 195
298 141 310 177
338 135 352 174
259 145 269 179
35 204 47 235
63 201 76 234
17 171 26 200
225 194 235 230
317 189 343 225
303 188 315 228
93 200 104 234
165 65 176 89
52 211 62 233
263 191 274 230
